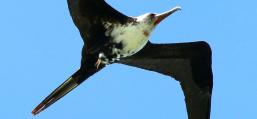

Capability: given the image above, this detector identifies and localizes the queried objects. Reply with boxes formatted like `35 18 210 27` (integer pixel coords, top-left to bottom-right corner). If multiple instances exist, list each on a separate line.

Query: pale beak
154 6 181 25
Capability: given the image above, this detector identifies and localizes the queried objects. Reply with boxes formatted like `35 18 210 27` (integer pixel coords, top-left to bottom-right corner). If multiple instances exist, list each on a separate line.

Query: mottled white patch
104 16 155 58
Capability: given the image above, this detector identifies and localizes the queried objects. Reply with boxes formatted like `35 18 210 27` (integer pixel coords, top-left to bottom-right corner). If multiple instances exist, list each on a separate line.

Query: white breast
105 22 152 57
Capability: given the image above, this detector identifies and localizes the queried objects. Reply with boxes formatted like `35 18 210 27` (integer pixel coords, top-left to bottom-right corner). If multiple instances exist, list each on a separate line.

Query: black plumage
32 0 213 119
119 41 213 119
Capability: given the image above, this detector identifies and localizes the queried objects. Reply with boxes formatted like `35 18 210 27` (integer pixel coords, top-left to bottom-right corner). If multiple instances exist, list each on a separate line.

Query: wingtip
32 103 45 116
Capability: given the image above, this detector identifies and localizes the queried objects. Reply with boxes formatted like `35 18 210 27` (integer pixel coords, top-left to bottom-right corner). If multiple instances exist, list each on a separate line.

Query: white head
135 6 181 36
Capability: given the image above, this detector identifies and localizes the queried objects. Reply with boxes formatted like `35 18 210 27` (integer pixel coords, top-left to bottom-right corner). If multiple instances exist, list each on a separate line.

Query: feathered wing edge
118 41 213 119
32 57 104 115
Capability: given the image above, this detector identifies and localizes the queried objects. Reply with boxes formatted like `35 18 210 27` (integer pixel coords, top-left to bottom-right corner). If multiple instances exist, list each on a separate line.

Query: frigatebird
32 0 213 119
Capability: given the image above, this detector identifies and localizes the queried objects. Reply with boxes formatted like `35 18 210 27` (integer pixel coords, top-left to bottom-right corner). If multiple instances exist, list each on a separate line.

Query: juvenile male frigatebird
32 0 213 119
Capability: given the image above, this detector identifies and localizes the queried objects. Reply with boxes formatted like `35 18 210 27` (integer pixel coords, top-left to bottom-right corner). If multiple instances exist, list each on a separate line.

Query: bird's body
32 0 213 119
103 19 152 59
85 18 153 64
67 0 180 65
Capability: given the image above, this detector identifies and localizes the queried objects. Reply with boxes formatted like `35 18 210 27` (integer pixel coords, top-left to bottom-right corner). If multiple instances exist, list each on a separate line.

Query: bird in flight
32 0 213 119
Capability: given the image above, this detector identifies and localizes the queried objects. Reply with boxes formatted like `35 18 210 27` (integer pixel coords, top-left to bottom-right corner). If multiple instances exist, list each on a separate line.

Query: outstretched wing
68 0 129 25
32 55 104 115
118 41 213 119
68 0 130 27
67 0 131 53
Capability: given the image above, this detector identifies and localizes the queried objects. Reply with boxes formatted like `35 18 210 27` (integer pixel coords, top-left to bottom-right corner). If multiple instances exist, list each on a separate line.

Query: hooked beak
154 6 181 25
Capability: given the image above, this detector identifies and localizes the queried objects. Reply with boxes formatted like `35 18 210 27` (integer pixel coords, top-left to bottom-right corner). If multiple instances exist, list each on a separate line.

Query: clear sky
1 0 257 119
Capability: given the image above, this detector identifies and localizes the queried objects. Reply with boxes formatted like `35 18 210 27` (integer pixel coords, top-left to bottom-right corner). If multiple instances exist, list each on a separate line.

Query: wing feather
68 0 130 26
118 41 213 119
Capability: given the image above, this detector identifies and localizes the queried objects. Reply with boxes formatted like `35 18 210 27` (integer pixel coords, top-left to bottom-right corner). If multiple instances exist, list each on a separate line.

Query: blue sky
1 0 257 119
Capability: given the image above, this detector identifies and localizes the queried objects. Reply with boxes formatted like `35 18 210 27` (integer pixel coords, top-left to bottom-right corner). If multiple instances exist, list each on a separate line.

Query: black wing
32 56 104 115
68 0 129 25
67 0 131 54
118 41 213 119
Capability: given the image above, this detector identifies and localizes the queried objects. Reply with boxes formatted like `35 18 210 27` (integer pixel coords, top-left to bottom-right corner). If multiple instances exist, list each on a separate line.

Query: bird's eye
149 13 155 18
